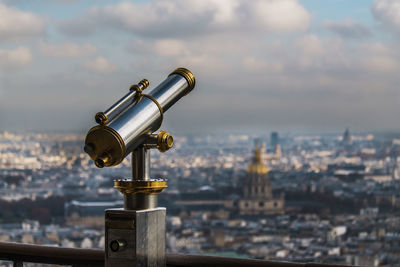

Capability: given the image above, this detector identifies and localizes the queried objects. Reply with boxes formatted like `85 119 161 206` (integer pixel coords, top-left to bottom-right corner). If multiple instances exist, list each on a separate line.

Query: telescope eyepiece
95 157 107 168
95 112 108 125
95 158 105 168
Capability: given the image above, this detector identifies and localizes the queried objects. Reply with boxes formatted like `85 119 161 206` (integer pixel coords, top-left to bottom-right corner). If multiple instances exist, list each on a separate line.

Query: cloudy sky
0 0 399 134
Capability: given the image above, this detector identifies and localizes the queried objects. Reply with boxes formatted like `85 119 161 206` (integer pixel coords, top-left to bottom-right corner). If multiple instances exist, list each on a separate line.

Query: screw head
110 239 127 252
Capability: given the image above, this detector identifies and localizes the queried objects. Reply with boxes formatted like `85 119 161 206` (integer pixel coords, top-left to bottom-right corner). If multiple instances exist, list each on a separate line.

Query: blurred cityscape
1 130 400 266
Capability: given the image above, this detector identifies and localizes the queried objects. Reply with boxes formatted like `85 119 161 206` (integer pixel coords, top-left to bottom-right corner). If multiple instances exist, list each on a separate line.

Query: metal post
84 68 192 267
132 146 151 181
105 146 166 267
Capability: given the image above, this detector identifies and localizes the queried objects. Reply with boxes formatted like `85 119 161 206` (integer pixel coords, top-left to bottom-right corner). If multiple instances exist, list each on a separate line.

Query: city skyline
0 0 399 133
1 129 399 265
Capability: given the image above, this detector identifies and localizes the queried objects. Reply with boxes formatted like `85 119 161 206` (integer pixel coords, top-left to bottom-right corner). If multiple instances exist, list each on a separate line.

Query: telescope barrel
95 79 149 125
84 68 195 168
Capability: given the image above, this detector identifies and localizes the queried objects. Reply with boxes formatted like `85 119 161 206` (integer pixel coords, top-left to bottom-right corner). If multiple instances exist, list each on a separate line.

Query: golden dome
247 146 269 174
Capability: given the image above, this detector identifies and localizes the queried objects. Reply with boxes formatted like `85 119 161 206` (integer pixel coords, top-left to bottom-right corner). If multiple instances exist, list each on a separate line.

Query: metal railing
0 241 102 266
0 242 349 267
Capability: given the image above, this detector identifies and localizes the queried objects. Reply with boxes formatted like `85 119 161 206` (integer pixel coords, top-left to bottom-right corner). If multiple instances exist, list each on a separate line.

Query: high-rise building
343 128 352 146
239 144 284 215
270 132 281 158
270 132 279 150
275 144 282 160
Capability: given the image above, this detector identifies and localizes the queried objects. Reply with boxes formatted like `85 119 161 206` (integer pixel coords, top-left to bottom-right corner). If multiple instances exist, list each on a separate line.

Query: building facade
239 144 284 215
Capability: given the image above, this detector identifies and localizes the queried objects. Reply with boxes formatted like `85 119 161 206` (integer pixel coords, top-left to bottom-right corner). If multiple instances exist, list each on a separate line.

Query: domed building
239 144 284 215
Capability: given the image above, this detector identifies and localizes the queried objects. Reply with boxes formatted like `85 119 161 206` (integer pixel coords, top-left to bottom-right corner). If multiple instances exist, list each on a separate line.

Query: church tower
244 145 272 199
239 143 284 215
343 128 352 146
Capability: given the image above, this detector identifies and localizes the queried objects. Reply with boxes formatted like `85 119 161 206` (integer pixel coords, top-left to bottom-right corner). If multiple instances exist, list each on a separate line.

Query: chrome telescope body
95 79 150 125
84 68 195 168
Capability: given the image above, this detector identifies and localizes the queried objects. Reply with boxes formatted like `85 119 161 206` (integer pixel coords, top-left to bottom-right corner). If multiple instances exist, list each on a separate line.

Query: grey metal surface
107 74 190 156
149 74 188 112
109 96 160 154
105 208 166 267
124 194 158 210
107 228 135 260
102 80 148 125
125 147 158 210
103 90 137 124
136 208 166 267
132 147 151 181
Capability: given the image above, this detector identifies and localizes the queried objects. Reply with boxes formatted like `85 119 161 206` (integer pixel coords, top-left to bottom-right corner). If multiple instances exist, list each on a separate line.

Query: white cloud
39 41 97 58
357 42 399 72
154 39 188 57
0 46 32 69
252 0 310 32
242 57 283 73
324 19 371 39
58 0 310 37
294 34 325 56
366 55 398 72
207 0 240 25
372 0 400 32
83 56 117 73
0 3 45 41
2 1 399 132
359 42 390 54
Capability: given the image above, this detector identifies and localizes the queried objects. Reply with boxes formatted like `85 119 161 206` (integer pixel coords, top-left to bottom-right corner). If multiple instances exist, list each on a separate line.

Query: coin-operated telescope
84 68 195 267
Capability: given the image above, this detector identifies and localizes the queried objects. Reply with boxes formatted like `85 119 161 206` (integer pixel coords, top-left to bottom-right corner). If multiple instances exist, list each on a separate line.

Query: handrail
0 242 350 267
0 242 103 266
166 253 346 267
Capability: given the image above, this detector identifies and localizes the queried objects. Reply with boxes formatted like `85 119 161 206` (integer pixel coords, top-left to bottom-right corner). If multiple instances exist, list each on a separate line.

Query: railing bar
0 242 353 267
167 254 305 267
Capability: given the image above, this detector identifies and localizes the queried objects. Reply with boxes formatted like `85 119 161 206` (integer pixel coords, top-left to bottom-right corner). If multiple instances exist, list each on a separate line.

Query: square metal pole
105 208 166 267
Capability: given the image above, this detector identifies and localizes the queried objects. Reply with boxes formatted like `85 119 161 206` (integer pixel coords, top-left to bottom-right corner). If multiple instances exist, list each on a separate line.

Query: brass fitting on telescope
143 131 174 152
85 130 173 168
84 125 126 168
114 179 167 195
95 112 108 125
169 68 195 95
129 79 149 93
157 131 174 152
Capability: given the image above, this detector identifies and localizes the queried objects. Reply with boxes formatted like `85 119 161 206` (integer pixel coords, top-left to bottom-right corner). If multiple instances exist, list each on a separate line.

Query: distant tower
270 131 281 159
271 132 279 149
275 144 282 160
244 144 272 199
343 128 352 146
239 143 284 215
